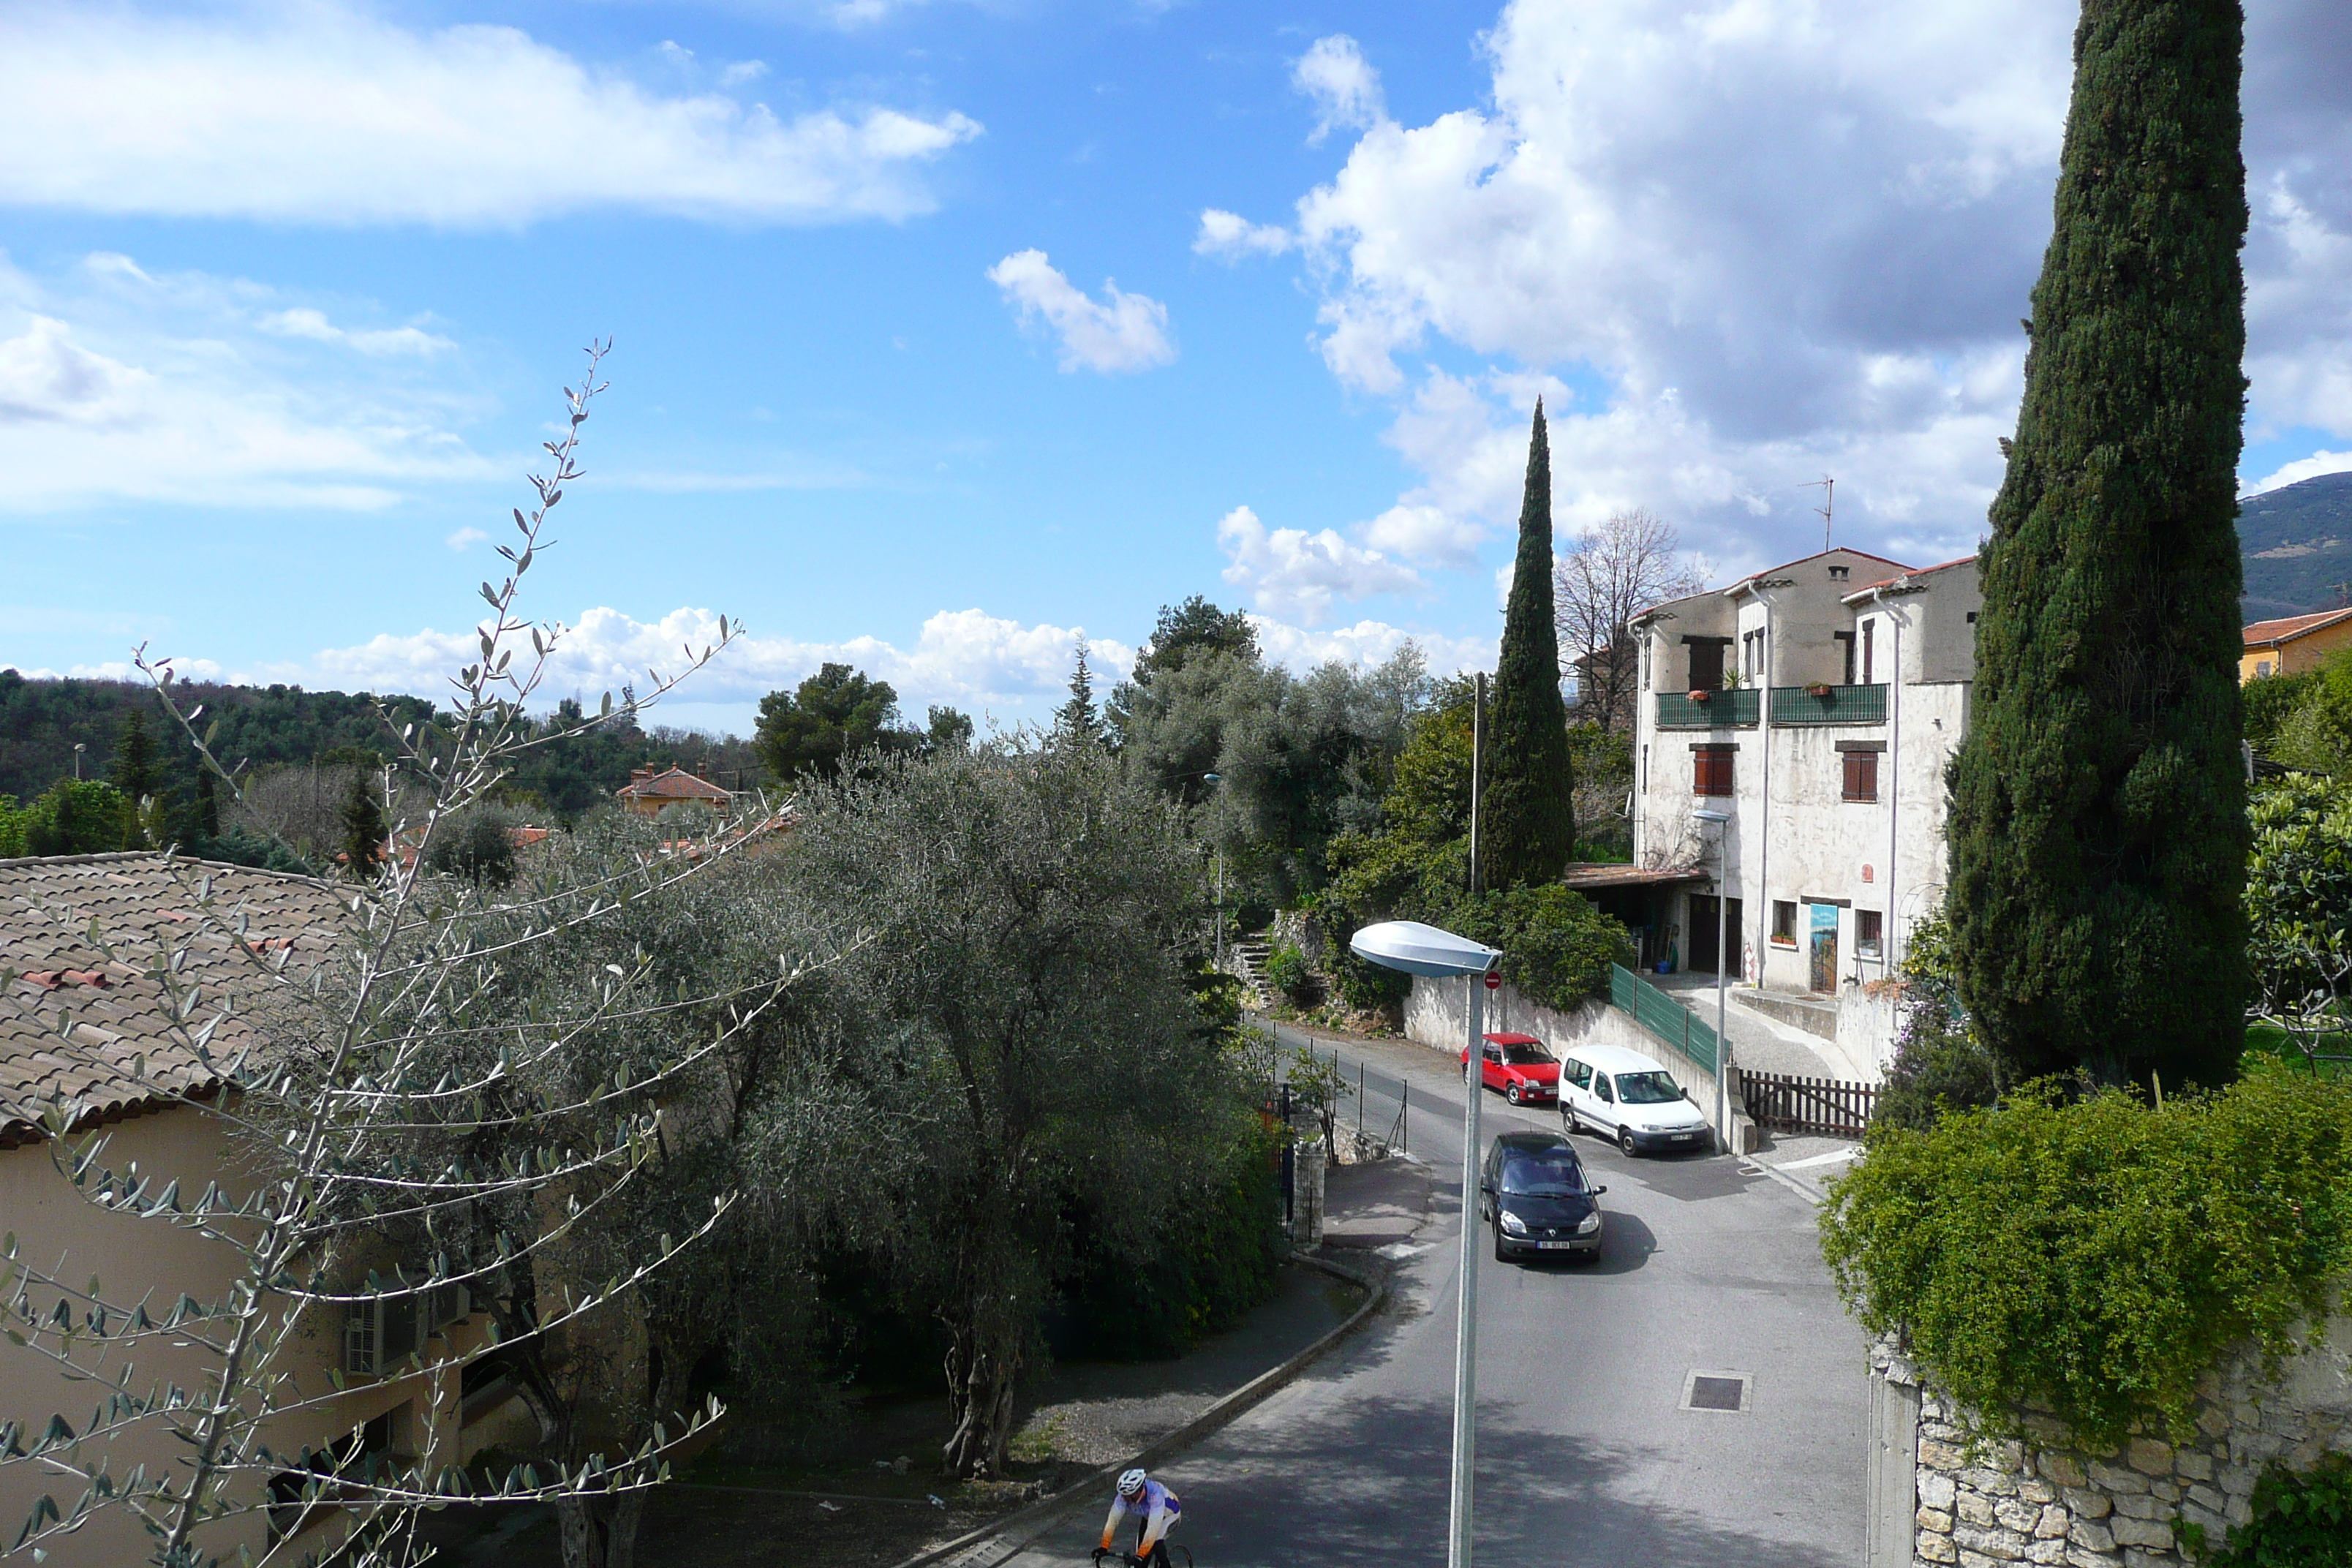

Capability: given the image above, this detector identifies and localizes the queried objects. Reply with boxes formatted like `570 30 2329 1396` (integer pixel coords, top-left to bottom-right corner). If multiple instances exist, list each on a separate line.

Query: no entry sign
1484 968 1501 990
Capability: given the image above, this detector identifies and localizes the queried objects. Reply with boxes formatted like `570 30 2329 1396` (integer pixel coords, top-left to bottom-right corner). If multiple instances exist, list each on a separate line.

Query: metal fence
1655 689 1760 729
1740 1069 1877 1137
1768 682 1888 726
1609 963 1719 1075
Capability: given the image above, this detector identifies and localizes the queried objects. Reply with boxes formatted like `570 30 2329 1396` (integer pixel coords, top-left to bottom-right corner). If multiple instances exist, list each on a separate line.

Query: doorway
1808 902 1839 992
1687 894 1744 976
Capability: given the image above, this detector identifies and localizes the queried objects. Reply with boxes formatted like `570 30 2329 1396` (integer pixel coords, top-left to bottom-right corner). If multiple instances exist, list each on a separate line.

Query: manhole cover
1682 1371 1750 1412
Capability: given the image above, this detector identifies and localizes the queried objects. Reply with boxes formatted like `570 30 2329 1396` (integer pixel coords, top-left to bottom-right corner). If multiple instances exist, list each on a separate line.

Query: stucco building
2241 606 2352 682
1626 550 1981 1080
616 765 734 818
0 853 512 1563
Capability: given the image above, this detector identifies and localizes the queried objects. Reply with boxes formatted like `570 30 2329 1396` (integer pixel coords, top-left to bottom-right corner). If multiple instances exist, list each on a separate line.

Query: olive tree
1 347 792 1568
777 736 1233 1477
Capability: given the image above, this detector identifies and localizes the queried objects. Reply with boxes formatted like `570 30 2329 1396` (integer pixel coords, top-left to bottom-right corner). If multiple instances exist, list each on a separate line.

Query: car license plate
1670 1132 1693 1141
1537 1241 1578 1250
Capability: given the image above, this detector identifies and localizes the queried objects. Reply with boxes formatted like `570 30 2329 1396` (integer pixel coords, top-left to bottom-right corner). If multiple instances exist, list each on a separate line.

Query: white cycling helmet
1117 1469 1148 1499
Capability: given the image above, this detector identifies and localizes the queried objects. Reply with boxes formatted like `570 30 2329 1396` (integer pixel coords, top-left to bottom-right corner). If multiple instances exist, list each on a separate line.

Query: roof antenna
1801 475 1834 550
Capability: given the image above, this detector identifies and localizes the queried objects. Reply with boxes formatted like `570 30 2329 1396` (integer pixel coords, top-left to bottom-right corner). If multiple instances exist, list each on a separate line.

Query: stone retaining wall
1871 1316 2352 1567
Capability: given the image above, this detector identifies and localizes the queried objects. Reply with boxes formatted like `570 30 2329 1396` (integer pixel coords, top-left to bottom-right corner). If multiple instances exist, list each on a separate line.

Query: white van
1556 1041 1714 1156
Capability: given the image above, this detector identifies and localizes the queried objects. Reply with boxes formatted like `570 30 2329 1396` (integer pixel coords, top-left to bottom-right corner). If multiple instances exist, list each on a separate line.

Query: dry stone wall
1873 1318 2352 1567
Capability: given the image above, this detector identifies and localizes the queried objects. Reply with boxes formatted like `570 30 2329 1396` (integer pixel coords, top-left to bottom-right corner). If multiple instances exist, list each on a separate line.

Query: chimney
631 766 653 783
696 761 708 780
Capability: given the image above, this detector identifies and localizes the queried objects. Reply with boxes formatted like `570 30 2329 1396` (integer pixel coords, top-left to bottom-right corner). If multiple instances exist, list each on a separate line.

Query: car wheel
1506 1082 1524 1107
1563 1104 1581 1136
1492 1224 1509 1263
1618 1126 1638 1158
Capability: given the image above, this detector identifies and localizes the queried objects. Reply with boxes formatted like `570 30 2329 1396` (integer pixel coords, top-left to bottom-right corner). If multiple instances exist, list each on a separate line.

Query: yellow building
2242 608 2352 682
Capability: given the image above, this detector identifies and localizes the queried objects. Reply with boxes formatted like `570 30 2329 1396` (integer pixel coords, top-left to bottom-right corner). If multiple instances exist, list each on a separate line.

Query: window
1842 749 1879 802
1686 637 1727 690
1862 619 1877 684
1692 745 1735 796
1742 628 1766 680
2257 660 2274 677
1595 1074 1616 1104
1640 745 1649 794
1833 630 1855 685
1771 900 1798 946
1641 638 1652 690
1828 564 1850 581
1857 910 1884 958
1561 1058 1592 1090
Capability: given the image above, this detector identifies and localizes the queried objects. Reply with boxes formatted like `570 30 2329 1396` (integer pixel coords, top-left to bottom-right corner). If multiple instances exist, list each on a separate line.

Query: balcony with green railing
1768 682 1888 725
1654 687 1760 729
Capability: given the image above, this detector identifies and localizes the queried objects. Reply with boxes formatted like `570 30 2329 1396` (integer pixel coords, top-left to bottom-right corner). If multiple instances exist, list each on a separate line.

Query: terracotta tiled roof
616 767 734 803
2243 607 2352 648
0 853 348 1147
1846 555 1979 599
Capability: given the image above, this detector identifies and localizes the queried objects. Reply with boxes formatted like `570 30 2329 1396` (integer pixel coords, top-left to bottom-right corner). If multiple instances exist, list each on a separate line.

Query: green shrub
1874 910 2002 1130
1821 1068 2352 1450
1264 942 1313 1003
1450 883 1634 1012
1060 1118 1286 1359
2208 1451 2352 1567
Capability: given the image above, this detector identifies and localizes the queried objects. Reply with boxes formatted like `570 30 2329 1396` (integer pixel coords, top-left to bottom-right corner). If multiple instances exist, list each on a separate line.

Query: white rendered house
1624 550 1981 1080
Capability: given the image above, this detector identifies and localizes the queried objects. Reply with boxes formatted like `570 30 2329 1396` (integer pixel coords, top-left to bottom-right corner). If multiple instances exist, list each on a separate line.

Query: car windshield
1499 1151 1586 1196
1500 1043 1555 1066
1615 1071 1684 1104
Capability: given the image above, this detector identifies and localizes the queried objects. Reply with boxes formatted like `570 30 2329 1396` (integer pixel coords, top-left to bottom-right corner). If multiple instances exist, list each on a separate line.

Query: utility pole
1469 672 1485 897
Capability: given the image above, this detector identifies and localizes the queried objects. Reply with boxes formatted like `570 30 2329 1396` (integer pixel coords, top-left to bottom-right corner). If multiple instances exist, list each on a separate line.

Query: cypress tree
1946 0 2248 1088
1479 401 1577 891
340 772 387 881
1054 638 1101 746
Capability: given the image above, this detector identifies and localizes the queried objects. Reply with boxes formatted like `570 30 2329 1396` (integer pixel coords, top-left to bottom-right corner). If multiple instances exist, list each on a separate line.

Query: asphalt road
990 1019 1868 1568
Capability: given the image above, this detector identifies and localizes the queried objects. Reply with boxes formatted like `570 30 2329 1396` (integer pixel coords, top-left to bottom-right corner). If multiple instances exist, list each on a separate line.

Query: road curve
996 1019 1869 1568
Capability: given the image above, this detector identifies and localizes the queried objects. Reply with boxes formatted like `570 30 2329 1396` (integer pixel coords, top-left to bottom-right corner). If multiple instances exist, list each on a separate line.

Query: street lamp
1348 919 1504 1568
72 743 86 780
1692 808 1735 1146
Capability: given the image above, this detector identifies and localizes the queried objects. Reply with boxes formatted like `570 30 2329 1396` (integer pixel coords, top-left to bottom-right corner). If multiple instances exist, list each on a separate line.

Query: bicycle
1094 1546 1194 1568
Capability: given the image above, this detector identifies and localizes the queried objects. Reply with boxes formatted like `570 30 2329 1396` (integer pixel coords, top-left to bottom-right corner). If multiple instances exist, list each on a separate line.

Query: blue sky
3 0 2348 736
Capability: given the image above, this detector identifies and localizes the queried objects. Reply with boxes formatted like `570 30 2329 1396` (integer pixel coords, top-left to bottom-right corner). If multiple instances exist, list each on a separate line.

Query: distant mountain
2239 470 2352 622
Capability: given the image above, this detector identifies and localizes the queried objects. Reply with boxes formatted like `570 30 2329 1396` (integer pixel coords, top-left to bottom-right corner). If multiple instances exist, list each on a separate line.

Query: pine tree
110 706 163 802
1054 638 1101 746
1946 0 2248 1088
1479 401 1578 892
340 770 388 881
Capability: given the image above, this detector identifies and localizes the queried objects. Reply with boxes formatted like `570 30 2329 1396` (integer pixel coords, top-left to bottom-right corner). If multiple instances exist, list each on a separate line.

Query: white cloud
0 252 494 511
1215 505 1422 625
1251 616 1492 679
0 2 981 228
258 308 454 358
1261 0 2352 574
987 250 1176 374
2247 450 2352 496
719 61 771 88
288 606 1134 720
1294 36 1386 146
445 527 491 551
1194 209 1293 261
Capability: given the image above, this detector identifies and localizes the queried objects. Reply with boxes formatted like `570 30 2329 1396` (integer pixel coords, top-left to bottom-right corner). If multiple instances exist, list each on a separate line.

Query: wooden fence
1740 1069 1877 1137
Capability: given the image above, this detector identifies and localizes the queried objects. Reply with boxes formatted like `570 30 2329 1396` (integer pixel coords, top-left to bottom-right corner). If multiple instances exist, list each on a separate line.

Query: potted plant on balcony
1805 681 1833 698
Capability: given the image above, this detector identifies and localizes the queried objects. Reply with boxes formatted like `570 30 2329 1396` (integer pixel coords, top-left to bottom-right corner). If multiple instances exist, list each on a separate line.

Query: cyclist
1093 1468 1180 1568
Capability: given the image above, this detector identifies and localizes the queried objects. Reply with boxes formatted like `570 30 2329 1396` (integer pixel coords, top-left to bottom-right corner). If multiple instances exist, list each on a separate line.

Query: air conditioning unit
344 1283 470 1377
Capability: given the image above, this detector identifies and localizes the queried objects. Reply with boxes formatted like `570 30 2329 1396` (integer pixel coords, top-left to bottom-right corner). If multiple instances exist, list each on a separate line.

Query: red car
1461 1033 1563 1107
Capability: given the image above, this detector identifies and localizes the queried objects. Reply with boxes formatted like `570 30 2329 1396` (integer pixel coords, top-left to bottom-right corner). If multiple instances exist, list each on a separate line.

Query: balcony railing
1655 688 1760 728
1769 682 1888 725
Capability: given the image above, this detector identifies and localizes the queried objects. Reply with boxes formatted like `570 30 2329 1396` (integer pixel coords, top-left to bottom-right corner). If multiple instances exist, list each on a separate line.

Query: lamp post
1692 807 1733 1146
1348 919 1504 1568
72 743 86 781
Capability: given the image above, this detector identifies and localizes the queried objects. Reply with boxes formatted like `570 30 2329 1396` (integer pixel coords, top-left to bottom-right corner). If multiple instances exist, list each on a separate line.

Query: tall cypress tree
340 772 387 881
1480 401 1577 891
1946 0 2248 1087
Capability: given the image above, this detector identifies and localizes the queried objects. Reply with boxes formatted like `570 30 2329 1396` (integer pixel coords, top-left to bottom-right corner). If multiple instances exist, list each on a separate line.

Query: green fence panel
1768 682 1888 726
1607 963 1718 1075
1654 689 1760 729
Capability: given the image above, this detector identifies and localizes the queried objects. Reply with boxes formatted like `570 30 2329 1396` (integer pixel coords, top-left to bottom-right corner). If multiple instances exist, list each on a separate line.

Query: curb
886 1251 1388 1568
1741 1154 1828 1208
